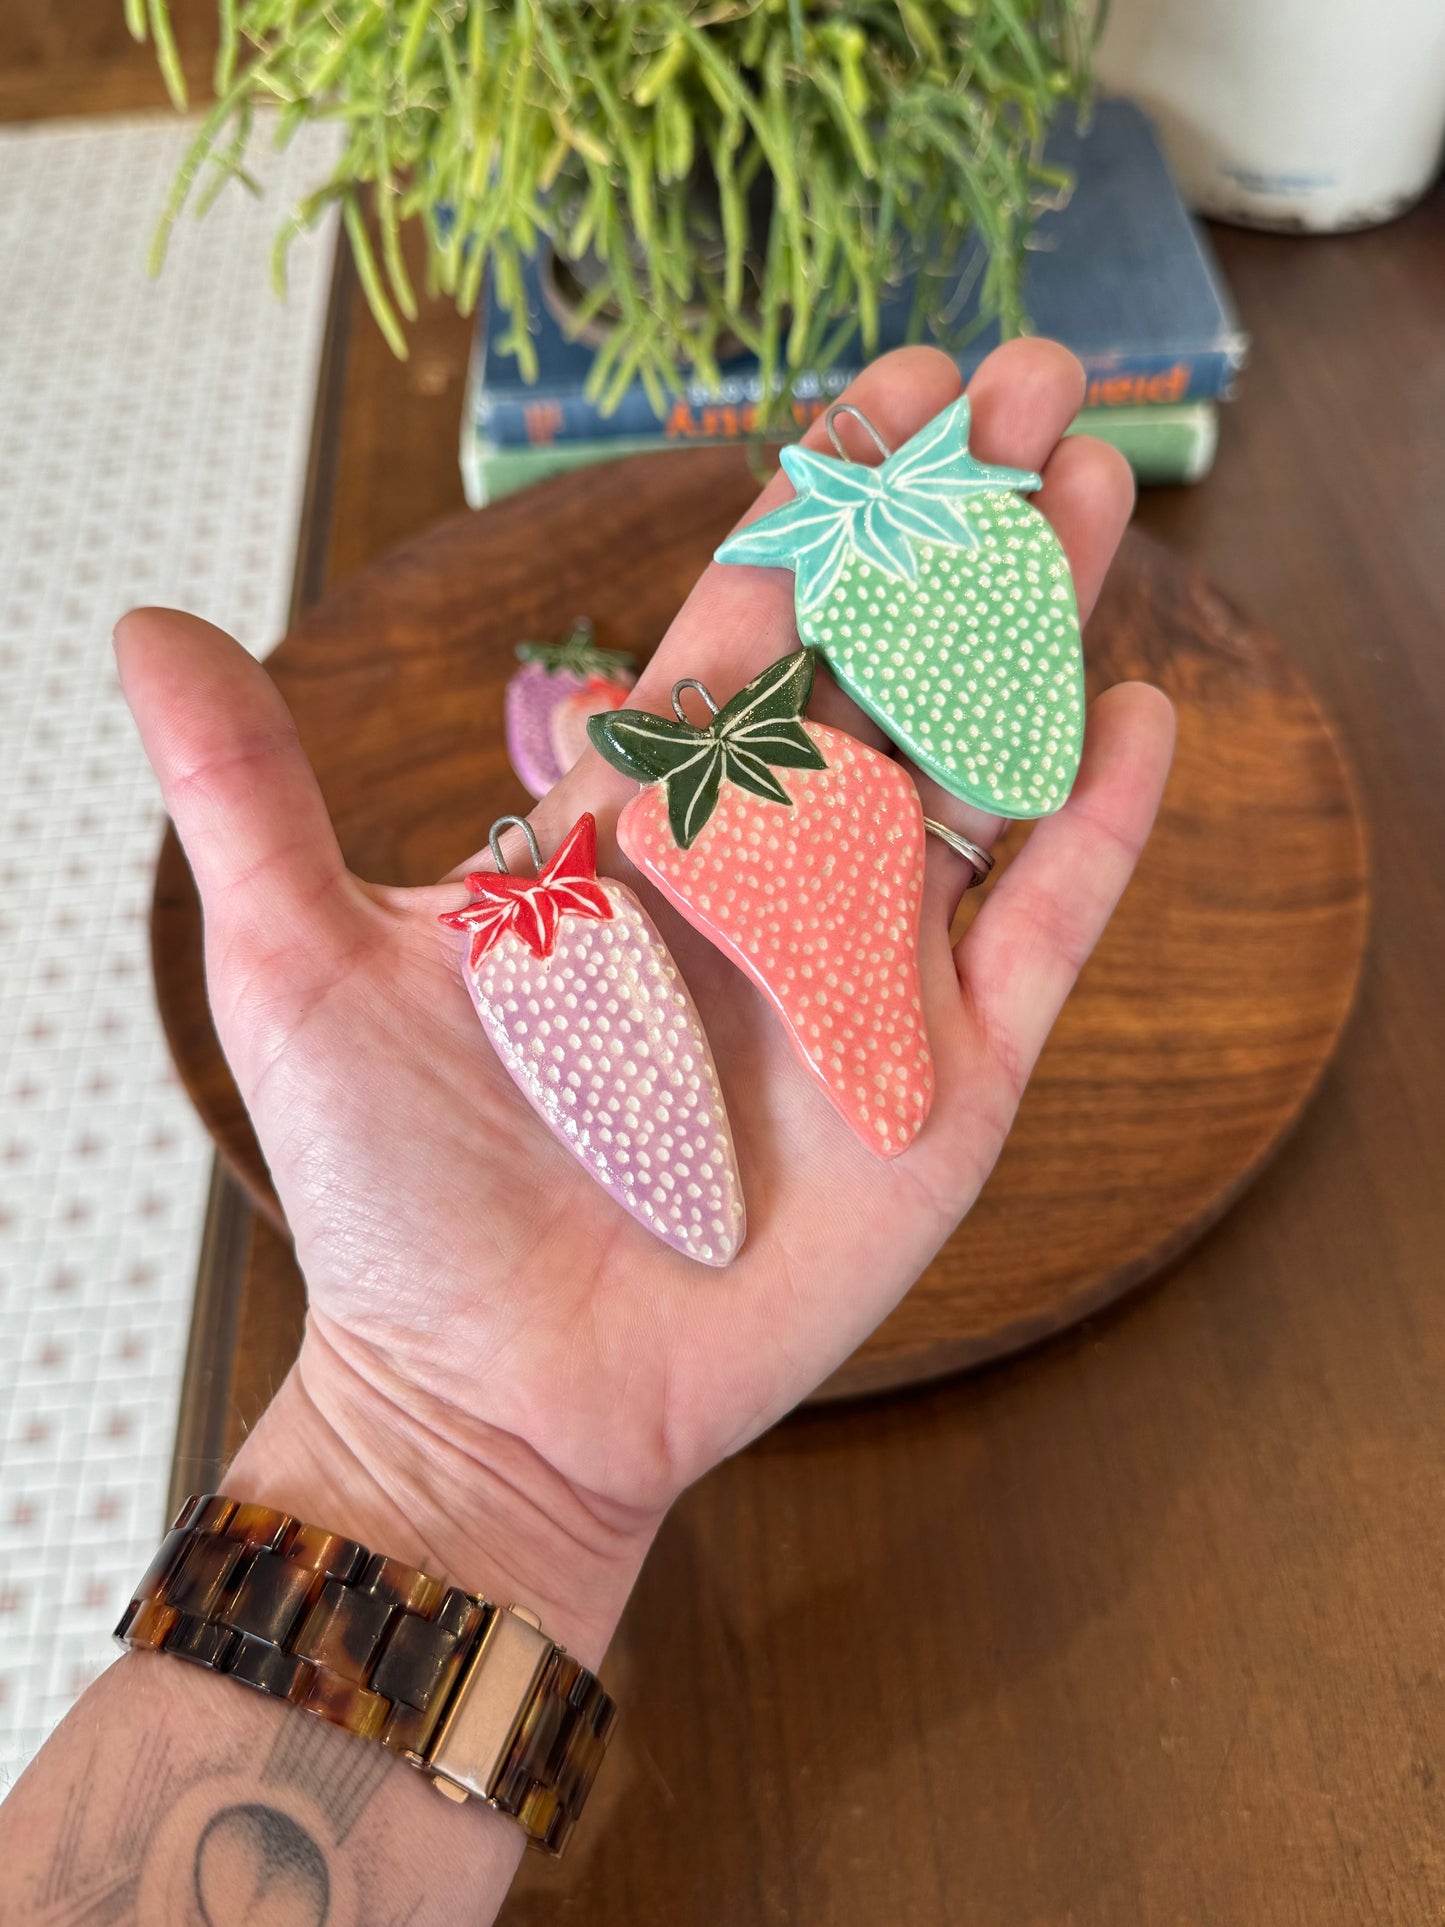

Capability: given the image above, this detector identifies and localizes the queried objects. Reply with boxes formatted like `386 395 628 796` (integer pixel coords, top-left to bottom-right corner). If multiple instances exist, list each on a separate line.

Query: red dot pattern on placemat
0 114 341 1791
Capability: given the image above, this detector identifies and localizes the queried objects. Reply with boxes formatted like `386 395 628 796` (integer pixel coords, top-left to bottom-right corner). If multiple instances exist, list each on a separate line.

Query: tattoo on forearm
193 1803 329 1922
18 1674 423 1926
261 1714 393 1846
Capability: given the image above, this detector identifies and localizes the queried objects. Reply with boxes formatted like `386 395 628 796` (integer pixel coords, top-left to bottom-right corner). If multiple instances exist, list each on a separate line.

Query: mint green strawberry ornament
714 395 1085 820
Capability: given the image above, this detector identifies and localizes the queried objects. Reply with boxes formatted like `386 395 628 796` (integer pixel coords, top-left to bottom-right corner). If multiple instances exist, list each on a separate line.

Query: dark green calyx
588 648 828 850
514 621 636 682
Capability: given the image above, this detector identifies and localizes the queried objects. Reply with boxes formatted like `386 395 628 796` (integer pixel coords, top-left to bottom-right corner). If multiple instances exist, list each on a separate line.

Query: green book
463 402 1219 507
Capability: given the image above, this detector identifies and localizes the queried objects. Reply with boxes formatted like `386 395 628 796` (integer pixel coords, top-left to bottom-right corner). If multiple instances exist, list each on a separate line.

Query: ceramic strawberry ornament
588 651 933 1159
714 395 1085 820
440 812 745 1266
504 620 635 799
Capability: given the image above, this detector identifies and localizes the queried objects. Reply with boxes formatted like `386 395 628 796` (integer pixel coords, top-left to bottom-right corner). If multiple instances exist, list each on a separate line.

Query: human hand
117 342 1174 1664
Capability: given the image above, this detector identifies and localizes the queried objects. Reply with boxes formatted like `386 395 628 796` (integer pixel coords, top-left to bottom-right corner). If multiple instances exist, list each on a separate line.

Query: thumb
116 607 350 956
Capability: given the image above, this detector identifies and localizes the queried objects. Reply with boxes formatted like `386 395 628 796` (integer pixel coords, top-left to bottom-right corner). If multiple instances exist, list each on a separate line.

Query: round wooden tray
152 448 1368 1401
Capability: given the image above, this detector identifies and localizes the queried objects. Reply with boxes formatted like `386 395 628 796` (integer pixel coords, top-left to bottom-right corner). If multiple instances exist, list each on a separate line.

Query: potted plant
135 0 1093 419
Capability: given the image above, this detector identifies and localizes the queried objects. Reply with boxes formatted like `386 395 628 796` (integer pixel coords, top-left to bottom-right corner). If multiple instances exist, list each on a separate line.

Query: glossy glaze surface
469 881 745 1264
715 393 1084 817
504 658 583 798
617 721 932 1158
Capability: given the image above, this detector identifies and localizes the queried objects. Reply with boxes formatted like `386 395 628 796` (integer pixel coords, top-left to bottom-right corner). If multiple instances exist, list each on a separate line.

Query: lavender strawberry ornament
505 620 636 799
440 812 745 1266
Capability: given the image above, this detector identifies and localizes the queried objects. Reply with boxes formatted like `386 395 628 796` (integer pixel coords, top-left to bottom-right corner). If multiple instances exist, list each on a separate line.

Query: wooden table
10 24 1445 1914
199 192 1445 1926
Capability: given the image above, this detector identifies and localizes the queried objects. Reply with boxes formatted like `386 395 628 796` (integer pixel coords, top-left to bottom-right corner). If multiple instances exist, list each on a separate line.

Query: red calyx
439 813 613 965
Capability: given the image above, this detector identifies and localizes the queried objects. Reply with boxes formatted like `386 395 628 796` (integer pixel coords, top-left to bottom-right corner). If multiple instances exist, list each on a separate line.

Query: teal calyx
714 392 1084 821
713 394 1040 614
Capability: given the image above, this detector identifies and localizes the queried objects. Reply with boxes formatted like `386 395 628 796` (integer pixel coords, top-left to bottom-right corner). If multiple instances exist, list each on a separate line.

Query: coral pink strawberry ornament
588 652 933 1159
440 812 745 1266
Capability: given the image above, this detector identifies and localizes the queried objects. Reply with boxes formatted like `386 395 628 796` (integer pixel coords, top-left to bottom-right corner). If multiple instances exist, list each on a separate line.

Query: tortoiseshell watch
115 1494 617 1855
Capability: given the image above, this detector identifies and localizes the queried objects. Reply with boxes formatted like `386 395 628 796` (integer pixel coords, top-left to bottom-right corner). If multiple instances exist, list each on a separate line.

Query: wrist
225 1323 658 1668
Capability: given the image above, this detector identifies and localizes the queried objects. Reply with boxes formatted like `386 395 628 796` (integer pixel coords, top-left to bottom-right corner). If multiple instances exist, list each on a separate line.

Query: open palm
120 342 1173 1537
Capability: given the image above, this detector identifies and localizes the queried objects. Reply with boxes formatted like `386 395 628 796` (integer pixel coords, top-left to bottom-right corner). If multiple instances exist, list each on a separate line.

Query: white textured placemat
0 113 341 1792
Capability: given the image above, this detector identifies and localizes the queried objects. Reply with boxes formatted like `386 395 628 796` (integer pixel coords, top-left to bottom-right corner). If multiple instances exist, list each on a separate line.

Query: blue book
468 98 1248 449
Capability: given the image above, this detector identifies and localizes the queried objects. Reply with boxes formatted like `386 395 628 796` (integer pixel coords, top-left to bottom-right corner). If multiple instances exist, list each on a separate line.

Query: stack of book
461 99 1247 506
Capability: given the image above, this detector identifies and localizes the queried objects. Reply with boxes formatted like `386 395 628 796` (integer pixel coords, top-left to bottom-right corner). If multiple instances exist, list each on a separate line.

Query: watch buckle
420 1603 552 1807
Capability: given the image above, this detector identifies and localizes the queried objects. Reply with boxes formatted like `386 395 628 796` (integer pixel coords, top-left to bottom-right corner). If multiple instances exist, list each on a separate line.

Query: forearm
232 1323 656 1670
0 1335 657 1925
1 1637 526 1924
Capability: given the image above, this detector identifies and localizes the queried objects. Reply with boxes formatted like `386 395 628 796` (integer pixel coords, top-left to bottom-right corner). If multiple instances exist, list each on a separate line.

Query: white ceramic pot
1095 0 1445 230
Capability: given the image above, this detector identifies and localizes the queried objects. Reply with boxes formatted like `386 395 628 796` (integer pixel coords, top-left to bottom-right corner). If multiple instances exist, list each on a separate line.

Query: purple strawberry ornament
440 813 745 1267
505 620 636 799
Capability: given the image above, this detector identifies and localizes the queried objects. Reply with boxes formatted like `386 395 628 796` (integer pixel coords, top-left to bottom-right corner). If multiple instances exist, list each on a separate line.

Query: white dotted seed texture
620 722 933 1159
807 492 1085 819
470 885 745 1267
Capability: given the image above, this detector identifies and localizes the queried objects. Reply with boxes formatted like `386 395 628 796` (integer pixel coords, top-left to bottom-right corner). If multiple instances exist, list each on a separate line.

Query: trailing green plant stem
131 0 1092 415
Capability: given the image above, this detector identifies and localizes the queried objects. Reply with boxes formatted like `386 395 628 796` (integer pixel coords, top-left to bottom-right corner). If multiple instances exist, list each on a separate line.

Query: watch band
114 1493 617 1855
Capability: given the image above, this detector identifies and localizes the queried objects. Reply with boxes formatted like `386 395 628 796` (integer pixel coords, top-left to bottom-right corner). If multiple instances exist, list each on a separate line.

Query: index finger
511 338 1096 865
636 336 1095 712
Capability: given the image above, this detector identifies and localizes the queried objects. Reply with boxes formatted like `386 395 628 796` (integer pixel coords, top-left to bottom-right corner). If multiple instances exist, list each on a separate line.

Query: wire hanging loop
825 402 894 464
488 815 543 876
672 678 721 725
